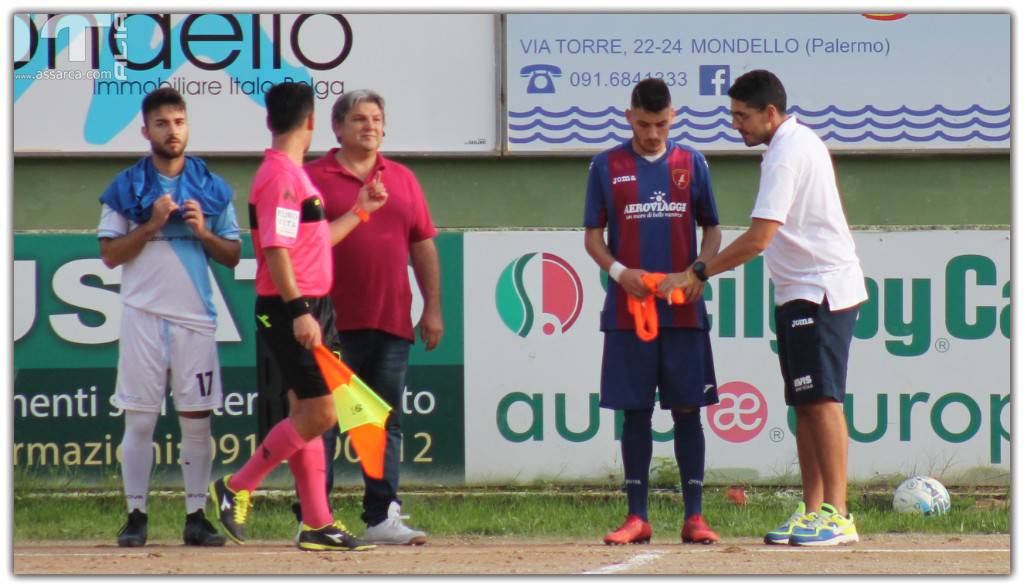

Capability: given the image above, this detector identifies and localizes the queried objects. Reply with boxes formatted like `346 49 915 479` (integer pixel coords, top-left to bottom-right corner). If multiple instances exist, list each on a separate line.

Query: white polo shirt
750 116 867 311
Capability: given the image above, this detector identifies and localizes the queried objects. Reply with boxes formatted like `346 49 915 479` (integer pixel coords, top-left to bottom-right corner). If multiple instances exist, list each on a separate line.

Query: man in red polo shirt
208 82 387 551
305 89 442 545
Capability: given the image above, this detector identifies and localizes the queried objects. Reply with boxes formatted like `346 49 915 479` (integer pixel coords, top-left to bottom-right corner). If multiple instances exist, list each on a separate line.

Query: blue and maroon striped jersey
584 140 719 332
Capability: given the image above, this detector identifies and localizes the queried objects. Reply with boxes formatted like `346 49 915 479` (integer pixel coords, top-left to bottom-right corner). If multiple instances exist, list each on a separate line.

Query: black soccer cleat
209 475 251 544
297 521 376 552
117 509 148 547
184 509 227 546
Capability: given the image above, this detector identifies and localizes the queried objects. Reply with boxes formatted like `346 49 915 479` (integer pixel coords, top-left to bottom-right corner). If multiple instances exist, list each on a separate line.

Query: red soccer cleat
681 514 720 544
603 514 653 545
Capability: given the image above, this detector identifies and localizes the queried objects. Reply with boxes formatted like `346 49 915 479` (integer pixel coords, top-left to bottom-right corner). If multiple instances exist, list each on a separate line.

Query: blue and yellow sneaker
764 502 813 545
788 503 859 547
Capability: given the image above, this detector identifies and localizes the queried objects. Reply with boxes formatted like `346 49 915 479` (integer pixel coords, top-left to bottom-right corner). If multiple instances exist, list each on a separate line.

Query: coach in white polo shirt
658 70 867 547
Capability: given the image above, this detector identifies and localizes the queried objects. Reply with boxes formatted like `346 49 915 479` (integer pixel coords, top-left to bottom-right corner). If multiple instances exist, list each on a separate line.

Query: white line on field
582 550 667 574
751 548 1009 554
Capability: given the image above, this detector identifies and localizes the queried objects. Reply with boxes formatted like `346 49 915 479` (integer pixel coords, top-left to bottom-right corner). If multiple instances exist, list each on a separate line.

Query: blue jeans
323 329 410 526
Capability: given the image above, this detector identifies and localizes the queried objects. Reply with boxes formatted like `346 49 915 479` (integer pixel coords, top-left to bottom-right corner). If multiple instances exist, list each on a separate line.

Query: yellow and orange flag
313 345 391 480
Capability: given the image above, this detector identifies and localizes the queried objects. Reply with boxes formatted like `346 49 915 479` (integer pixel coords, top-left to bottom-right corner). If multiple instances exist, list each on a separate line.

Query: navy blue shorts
775 297 859 406
600 328 718 410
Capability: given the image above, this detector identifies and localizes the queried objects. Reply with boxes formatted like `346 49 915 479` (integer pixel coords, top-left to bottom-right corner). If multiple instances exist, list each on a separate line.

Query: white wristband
608 261 627 283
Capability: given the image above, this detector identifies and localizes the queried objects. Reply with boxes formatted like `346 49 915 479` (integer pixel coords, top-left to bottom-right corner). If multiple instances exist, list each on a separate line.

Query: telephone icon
520 64 562 94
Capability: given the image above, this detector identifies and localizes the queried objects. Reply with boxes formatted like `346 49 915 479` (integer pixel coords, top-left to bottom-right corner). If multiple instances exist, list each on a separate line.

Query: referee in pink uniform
208 82 387 551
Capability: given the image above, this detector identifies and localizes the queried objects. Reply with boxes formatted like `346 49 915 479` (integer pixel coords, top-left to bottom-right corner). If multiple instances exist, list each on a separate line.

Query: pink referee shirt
250 149 332 297
305 148 437 341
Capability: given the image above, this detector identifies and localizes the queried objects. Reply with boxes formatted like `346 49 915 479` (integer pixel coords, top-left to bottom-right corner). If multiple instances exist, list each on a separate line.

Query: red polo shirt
305 148 437 341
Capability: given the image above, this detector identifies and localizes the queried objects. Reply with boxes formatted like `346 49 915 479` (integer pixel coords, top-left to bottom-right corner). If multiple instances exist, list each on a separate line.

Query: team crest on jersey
672 169 690 189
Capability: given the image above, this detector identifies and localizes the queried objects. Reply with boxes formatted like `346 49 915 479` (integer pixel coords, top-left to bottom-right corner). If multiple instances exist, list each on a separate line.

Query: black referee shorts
775 297 859 406
254 295 339 439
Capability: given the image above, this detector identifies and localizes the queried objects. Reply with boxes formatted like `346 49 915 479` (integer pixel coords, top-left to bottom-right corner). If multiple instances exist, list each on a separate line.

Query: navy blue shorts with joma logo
600 327 719 410
774 297 859 406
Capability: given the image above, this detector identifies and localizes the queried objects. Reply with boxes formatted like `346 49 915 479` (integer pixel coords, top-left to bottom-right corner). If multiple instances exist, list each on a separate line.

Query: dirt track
13 534 1010 575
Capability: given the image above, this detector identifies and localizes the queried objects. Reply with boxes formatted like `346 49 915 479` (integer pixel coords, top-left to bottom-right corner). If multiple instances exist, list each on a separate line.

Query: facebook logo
699 65 730 96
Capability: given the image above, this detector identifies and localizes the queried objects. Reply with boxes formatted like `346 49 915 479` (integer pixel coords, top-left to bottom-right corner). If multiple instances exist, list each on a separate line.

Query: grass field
13 482 1009 544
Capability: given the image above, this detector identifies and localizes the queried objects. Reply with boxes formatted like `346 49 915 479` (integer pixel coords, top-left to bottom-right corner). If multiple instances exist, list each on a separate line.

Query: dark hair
141 87 186 125
264 82 314 134
727 69 787 113
630 77 672 112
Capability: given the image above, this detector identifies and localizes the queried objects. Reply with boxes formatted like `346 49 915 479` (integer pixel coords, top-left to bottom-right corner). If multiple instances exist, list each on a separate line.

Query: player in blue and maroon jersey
584 77 723 546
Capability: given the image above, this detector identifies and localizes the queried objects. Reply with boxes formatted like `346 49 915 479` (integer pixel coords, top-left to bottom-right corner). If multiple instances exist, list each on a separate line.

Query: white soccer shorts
113 305 223 412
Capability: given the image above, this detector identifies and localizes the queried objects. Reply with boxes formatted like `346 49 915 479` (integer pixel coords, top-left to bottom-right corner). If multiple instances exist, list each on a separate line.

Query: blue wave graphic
510 118 725 132
508 103 1010 145
509 132 744 145
789 104 1010 118
509 104 1009 119
509 105 726 119
819 130 1011 143
509 115 1007 133
510 130 1010 145
804 117 1009 131
509 116 1010 133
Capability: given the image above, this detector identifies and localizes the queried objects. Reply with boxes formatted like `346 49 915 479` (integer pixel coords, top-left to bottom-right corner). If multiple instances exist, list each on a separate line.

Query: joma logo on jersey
612 174 636 185
791 317 815 327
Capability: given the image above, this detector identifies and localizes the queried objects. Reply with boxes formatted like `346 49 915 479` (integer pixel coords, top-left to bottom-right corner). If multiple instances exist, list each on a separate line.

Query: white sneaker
362 502 427 545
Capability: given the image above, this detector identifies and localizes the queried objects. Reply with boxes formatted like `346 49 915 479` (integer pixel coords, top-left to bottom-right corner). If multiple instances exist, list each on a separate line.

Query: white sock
178 415 213 514
120 410 159 513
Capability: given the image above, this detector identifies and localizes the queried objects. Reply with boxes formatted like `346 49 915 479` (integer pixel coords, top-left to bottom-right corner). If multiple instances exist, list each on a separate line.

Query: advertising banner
506 13 1010 153
463 230 1010 483
12 230 1011 484
14 13 498 154
12 233 465 483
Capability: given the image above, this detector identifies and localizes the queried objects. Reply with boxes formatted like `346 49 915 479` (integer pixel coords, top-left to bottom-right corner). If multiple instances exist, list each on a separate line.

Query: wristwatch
692 261 709 282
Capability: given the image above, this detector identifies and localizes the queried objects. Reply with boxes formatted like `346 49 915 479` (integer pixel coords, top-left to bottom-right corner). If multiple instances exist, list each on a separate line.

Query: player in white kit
98 87 241 547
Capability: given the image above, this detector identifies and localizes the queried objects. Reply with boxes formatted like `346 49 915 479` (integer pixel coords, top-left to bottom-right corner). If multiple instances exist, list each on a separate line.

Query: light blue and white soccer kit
98 173 240 413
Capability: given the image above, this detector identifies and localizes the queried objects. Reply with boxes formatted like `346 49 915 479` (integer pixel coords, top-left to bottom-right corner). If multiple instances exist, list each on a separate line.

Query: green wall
13 154 1010 230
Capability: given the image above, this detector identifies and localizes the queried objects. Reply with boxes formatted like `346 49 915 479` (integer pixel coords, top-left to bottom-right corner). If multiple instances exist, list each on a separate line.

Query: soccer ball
893 476 951 515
